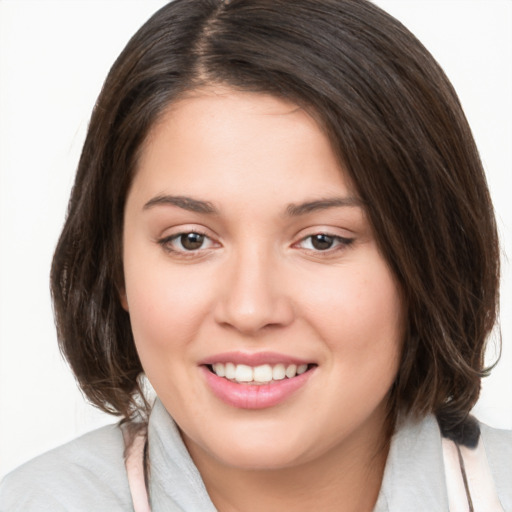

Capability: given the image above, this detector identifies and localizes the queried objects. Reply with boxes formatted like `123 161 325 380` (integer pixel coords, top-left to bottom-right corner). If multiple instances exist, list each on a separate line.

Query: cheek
302 259 403 364
313 265 403 425
123 255 213 357
123 265 213 407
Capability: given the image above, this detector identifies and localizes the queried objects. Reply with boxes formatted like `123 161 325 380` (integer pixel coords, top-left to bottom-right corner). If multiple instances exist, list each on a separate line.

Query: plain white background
0 0 511 480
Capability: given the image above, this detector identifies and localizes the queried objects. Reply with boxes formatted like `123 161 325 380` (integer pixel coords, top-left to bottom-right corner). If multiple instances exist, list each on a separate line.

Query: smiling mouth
206 362 317 385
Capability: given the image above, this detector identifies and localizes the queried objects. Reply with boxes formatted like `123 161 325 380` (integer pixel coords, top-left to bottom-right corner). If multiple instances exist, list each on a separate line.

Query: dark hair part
51 0 500 431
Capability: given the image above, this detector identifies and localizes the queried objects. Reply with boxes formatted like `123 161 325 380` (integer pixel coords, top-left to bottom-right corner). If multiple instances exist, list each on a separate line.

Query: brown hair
51 0 500 436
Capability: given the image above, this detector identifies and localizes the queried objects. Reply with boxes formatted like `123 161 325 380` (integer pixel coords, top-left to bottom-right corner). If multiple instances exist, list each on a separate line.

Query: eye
159 231 216 253
297 233 354 252
177 232 207 251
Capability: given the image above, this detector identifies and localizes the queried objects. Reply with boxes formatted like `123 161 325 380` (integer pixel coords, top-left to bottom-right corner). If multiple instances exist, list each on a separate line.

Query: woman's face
122 88 403 470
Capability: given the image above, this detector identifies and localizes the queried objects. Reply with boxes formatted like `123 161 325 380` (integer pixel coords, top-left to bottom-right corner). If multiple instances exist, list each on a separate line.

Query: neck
184 413 392 512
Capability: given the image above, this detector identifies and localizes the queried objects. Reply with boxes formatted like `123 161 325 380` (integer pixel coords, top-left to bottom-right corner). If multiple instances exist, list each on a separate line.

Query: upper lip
200 351 314 367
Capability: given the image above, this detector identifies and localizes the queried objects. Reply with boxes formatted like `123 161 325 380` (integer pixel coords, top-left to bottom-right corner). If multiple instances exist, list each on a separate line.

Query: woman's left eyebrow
285 197 364 217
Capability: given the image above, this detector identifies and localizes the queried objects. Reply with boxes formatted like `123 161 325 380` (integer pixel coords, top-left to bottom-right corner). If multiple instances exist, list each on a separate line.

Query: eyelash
295 233 355 253
157 230 215 256
157 231 354 257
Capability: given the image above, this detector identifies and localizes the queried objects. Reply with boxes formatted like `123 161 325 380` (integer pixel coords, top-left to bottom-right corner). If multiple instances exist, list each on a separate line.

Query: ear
119 287 129 312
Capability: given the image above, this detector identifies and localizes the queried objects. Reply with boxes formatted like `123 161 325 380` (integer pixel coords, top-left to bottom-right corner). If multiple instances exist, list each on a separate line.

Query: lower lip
201 366 314 409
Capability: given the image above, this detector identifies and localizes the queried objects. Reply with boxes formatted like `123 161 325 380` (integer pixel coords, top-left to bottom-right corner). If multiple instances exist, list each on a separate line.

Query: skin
122 87 404 511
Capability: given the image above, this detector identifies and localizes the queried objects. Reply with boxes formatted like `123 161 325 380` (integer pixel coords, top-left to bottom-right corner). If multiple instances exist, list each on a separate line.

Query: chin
213 442 308 471
185 419 315 471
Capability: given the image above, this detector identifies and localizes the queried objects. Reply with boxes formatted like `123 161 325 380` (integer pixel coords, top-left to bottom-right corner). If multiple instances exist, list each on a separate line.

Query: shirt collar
374 414 448 511
147 399 218 512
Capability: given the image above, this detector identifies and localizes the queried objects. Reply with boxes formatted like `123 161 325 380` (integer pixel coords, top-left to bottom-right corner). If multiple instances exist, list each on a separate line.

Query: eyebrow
286 197 364 216
143 195 218 214
143 194 364 216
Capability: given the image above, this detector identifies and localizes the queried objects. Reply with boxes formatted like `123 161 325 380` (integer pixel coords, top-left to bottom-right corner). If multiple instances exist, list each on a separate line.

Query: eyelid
157 226 220 255
292 230 355 253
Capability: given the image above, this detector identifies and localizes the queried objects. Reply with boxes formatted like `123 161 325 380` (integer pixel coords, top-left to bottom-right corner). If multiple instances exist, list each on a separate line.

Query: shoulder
479 421 512 510
376 414 512 511
0 423 132 512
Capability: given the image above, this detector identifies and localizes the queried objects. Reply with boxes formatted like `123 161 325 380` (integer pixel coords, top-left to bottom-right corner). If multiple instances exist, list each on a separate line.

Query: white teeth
285 364 297 378
235 364 253 382
272 363 286 380
212 363 225 377
225 362 236 380
210 362 310 383
297 364 308 375
253 364 273 383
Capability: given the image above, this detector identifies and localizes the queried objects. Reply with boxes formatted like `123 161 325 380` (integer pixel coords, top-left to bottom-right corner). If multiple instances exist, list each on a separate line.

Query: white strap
442 437 504 511
123 427 152 512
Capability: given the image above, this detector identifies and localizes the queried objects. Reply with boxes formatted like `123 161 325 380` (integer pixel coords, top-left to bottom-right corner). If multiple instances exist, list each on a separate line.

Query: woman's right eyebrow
143 195 218 214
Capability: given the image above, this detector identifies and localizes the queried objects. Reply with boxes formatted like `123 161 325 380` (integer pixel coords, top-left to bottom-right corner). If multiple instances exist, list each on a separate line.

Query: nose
213 246 294 335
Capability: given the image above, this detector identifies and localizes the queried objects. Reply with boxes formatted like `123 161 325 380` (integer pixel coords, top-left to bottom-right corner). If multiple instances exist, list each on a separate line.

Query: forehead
131 87 355 209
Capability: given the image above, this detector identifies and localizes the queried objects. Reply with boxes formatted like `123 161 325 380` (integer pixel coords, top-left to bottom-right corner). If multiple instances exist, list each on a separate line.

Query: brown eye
295 233 355 253
180 233 205 250
311 234 334 250
158 231 217 255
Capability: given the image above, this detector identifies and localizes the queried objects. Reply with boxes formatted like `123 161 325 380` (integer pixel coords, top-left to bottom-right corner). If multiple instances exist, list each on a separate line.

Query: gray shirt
1 399 511 511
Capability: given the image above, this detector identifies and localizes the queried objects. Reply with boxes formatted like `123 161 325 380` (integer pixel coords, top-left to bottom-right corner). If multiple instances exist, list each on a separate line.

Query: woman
1 0 510 510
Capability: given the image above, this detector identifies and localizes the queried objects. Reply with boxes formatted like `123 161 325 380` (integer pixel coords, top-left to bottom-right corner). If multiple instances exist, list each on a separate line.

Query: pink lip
200 351 312 366
201 365 315 409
